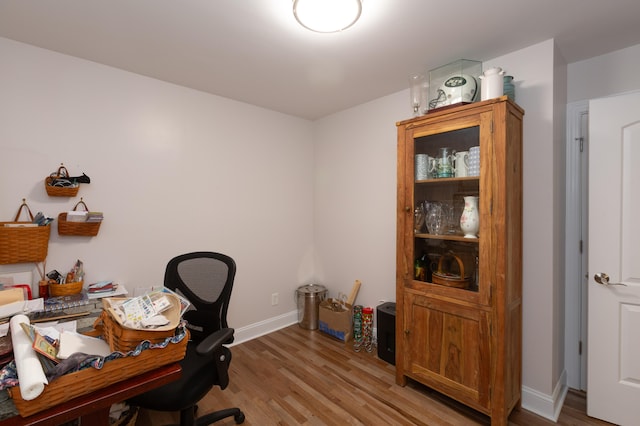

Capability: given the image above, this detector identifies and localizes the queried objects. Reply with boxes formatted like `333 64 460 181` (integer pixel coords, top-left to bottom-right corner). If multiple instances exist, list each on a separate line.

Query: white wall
568 43 640 102
313 91 406 305
0 37 315 331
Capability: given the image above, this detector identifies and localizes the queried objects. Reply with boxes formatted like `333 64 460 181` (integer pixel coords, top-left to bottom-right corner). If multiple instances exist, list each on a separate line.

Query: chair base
171 405 245 426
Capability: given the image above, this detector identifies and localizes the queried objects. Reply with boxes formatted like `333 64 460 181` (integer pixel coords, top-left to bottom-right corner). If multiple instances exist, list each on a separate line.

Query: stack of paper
66 211 88 222
57 331 112 359
86 212 104 222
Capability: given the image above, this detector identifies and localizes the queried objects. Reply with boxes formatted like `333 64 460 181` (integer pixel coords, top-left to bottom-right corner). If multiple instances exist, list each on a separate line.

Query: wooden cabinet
395 97 523 425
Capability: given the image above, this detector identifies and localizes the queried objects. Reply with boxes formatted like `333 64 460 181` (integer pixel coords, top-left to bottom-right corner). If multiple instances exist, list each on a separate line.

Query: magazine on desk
86 282 128 299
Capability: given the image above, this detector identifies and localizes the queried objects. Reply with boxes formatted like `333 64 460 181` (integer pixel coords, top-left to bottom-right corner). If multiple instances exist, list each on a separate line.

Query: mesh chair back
164 252 236 343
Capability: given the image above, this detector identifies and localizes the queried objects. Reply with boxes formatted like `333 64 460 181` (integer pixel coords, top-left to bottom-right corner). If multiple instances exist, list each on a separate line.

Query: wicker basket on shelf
57 198 102 237
0 199 50 265
431 253 471 289
45 163 80 197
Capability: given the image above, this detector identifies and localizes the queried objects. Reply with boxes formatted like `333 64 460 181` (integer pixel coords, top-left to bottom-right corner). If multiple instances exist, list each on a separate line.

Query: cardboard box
318 298 352 342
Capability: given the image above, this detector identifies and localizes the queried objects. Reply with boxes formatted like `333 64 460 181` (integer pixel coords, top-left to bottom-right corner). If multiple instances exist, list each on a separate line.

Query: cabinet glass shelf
415 233 479 242
415 176 479 184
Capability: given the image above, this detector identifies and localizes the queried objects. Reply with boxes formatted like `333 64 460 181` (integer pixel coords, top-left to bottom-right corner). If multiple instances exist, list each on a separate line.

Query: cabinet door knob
405 206 411 213
404 329 410 335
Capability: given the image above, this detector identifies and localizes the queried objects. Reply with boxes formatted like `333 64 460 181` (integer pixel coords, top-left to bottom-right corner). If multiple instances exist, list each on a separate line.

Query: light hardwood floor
136 325 613 425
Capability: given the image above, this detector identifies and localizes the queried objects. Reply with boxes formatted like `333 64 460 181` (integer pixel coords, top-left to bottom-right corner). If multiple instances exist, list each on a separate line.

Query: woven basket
96 295 182 352
0 200 50 265
431 253 471 289
8 329 188 417
45 164 80 197
48 281 84 297
57 199 101 237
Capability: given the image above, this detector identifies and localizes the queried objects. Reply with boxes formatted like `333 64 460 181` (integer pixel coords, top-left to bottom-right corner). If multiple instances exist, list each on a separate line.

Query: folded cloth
45 352 96 381
68 173 91 184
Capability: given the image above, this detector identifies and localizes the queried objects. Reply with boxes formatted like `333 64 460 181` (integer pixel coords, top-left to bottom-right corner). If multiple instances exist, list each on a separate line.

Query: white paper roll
9 314 48 400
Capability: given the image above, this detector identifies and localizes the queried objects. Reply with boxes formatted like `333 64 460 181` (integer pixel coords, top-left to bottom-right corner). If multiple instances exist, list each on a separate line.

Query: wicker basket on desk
8 329 188 417
48 280 84 297
94 295 182 352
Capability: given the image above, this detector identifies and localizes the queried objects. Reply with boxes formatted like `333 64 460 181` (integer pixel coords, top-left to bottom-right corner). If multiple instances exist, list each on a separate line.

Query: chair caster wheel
234 411 245 424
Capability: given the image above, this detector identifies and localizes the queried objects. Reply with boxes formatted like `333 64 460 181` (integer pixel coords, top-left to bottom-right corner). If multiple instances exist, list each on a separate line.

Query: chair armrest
195 327 234 356
195 327 234 390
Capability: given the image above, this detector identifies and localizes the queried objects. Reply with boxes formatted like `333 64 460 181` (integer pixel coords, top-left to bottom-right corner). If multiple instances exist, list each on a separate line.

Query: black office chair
129 252 245 425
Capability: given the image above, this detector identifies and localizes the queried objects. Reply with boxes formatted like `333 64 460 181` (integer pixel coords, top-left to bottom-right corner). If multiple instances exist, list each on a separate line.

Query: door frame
564 100 589 391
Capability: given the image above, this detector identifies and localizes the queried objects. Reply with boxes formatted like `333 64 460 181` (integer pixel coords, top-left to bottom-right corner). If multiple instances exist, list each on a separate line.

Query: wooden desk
0 362 181 426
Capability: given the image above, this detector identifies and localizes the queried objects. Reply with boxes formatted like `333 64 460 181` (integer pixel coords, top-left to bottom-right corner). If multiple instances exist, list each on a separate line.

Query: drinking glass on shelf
414 203 426 234
425 201 444 235
441 201 458 235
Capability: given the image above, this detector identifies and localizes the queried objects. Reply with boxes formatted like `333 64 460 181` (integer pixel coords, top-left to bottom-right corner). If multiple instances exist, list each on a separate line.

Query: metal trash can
295 284 327 330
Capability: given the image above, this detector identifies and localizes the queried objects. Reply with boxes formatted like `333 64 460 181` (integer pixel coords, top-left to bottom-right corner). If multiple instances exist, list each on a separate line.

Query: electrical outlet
271 292 279 306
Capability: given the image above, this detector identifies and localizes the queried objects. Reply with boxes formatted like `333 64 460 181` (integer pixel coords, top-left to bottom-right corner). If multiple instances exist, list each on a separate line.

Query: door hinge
575 137 584 152
579 239 583 254
579 340 582 355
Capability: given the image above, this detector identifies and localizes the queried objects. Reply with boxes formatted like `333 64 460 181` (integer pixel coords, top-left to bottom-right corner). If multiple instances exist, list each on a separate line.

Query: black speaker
376 302 396 365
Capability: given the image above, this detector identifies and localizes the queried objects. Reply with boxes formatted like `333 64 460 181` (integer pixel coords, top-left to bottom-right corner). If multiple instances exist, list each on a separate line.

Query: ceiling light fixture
293 0 363 33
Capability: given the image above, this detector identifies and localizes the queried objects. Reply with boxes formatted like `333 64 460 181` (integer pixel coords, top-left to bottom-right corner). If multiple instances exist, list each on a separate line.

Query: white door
587 90 640 425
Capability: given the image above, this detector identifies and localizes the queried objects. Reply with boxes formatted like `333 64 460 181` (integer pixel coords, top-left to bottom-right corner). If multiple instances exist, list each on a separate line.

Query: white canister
480 67 505 101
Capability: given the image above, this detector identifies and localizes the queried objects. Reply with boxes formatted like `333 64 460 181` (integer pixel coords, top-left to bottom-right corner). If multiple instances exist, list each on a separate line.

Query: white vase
460 196 479 238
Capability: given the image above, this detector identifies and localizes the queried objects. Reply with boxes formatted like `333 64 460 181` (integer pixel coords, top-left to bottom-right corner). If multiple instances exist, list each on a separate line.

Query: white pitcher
454 151 469 177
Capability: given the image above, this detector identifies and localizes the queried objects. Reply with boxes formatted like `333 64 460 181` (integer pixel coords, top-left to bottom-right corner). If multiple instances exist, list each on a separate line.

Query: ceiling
1 0 640 120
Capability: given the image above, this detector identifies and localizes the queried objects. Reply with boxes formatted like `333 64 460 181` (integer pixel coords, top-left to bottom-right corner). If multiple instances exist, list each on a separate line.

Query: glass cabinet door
403 111 492 305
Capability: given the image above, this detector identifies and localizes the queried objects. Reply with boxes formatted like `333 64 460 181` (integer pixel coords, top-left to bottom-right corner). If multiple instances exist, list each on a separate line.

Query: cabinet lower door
402 292 491 413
